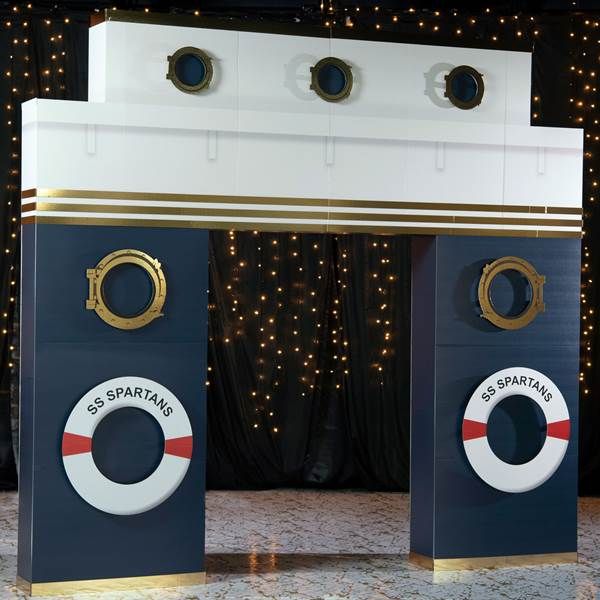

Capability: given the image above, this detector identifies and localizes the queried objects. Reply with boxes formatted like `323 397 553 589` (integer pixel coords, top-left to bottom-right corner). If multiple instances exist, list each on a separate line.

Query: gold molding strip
409 551 577 571
16 571 206 596
21 189 582 216
22 202 581 228
21 215 582 238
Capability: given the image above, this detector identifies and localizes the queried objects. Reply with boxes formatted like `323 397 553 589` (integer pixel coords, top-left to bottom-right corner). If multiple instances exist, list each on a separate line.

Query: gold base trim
409 551 577 571
16 571 206 596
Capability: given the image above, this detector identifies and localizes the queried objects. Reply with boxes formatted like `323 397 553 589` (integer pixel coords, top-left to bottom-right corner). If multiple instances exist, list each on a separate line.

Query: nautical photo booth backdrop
18 10 582 594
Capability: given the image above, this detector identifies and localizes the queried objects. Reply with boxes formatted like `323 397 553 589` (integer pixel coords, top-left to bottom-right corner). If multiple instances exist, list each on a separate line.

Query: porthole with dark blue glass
310 57 353 102
444 65 484 110
167 47 213 93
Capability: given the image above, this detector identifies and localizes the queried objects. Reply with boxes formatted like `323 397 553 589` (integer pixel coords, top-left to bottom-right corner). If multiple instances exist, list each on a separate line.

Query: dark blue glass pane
451 71 478 103
317 63 346 96
102 263 153 318
92 407 164 484
487 396 547 465
174 53 206 87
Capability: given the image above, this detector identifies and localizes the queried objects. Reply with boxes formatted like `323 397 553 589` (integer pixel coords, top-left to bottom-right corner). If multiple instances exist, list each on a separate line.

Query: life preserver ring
462 367 570 494
62 376 193 515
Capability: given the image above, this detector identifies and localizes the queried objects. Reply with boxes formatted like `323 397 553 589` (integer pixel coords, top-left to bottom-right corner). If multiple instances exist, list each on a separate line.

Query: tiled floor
1 490 599 599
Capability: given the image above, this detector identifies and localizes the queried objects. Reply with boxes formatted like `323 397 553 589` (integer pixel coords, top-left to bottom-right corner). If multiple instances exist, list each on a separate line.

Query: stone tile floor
0 490 598 599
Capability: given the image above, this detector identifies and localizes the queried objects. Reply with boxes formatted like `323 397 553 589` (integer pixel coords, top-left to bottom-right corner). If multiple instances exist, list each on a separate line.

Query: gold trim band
21 189 582 216
409 551 577 571
16 571 206 596
22 202 581 228
21 215 583 238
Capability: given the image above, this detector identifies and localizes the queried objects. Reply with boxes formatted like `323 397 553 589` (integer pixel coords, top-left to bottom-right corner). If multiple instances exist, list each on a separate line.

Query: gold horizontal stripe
17 572 206 595
27 203 582 228
22 216 582 238
328 224 582 238
409 551 577 571
21 189 582 216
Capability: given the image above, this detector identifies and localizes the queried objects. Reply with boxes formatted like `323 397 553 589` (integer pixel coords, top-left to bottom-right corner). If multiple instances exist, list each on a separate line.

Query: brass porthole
86 249 167 330
310 57 353 102
167 46 213 93
444 65 484 110
478 256 545 330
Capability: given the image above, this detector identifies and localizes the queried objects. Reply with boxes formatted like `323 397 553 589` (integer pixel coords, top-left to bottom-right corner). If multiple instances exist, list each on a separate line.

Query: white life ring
62 376 193 515
462 367 570 494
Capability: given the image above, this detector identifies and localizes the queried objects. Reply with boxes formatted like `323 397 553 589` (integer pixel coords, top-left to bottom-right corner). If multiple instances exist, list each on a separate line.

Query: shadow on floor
205 552 411 577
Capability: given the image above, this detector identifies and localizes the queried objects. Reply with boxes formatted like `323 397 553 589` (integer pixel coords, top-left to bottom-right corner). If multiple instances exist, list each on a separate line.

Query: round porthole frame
167 46 213 93
310 57 353 103
444 65 484 110
478 256 545 330
85 249 167 330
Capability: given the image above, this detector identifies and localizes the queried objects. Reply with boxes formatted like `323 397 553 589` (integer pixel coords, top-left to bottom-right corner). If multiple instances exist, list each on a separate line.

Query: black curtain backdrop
206 232 410 489
0 2 597 493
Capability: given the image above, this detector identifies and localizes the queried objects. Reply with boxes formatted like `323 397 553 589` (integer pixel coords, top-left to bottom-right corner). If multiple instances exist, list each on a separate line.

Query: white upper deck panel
88 15 532 126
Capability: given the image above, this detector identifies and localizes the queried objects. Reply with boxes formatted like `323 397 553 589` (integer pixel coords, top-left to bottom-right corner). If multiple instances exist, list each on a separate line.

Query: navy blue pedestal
410 235 580 566
18 224 208 588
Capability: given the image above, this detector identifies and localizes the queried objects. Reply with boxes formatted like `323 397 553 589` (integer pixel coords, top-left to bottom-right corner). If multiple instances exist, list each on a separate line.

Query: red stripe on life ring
547 419 570 441
462 419 487 441
164 436 193 459
62 432 92 456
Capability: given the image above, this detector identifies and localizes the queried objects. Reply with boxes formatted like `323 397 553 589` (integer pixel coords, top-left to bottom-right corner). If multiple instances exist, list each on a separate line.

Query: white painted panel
402 141 504 205
236 133 329 199
21 123 38 192
22 99 582 149
100 21 239 109
504 145 583 208
329 37 510 125
88 24 107 102
23 101 582 216
237 30 331 120
33 122 239 196
90 20 533 125
505 51 532 124
330 137 404 201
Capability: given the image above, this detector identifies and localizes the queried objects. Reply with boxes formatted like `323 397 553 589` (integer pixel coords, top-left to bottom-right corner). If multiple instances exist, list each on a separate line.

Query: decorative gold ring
310 57 353 102
86 249 166 330
444 65 484 110
167 46 213 93
478 256 545 330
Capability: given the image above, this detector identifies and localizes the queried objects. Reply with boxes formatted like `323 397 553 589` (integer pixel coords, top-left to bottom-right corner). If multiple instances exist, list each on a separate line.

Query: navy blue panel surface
435 236 580 347
18 224 208 583
31 224 207 343
409 237 436 558
17 224 35 583
410 236 580 560
434 345 578 557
